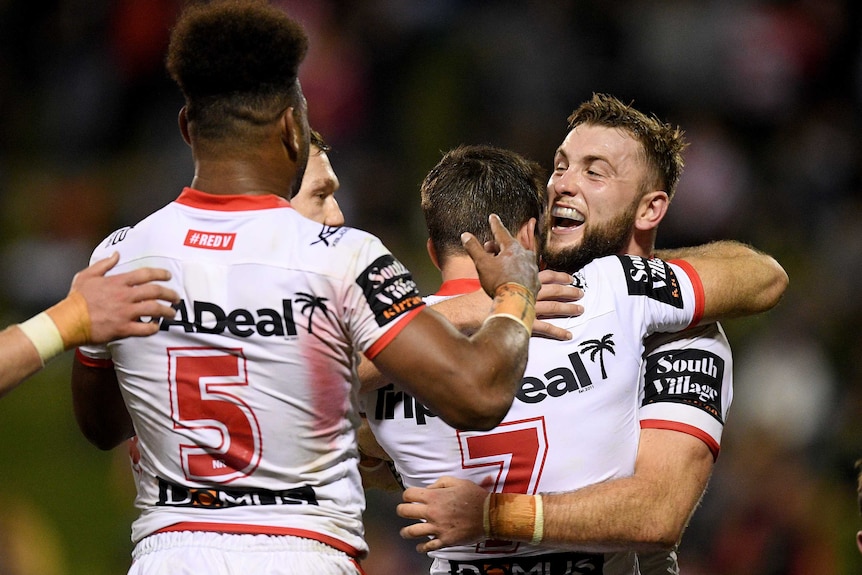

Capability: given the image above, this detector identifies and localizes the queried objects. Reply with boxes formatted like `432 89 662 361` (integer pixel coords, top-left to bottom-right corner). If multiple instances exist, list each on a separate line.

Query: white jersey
77 188 425 558
362 255 725 575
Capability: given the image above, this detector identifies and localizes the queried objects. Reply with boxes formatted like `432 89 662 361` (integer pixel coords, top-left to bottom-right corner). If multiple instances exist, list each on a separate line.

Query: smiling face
541 123 647 273
291 145 344 226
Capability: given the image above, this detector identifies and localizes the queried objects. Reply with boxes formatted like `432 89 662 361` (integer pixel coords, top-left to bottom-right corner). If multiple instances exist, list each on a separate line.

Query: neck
623 229 656 258
439 255 479 283
190 140 297 197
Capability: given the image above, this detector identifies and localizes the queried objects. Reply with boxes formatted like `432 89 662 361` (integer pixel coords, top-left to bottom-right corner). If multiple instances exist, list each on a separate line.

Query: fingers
118 320 162 338
129 283 181 305
461 232 486 262
396 500 427 521
531 319 573 341
488 213 514 248
401 486 427 504
79 252 120 279
538 269 575 285
135 301 179 321
116 266 175 289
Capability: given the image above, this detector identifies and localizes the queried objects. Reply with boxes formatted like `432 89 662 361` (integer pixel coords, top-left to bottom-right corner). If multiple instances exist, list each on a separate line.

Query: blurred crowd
0 1 860 574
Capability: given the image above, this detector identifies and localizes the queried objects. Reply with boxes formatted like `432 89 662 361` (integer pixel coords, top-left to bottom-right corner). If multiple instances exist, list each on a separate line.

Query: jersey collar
435 278 482 296
176 187 292 212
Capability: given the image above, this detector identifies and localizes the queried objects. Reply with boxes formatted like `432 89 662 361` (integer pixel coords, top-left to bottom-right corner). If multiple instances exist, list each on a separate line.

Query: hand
532 270 583 340
397 476 489 553
463 214 540 301
72 253 180 344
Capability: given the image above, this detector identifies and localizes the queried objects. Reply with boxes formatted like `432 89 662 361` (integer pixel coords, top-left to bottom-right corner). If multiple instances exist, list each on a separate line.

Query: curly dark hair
421 145 546 263
166 0 309 141
567 93 688 201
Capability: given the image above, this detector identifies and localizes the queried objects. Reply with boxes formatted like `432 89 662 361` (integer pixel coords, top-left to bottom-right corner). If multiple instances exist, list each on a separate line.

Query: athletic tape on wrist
45 291 91 349
18 312 64 366
486 493 543 545
484 282 536 336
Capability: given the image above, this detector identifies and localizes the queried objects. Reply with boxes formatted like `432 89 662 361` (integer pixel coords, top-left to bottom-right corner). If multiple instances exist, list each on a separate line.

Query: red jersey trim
435 278 482 297
152 522 361 558
175 188 292 212
668 259 705 328
640 419 720 461
74 349 114 369
364 306 425 360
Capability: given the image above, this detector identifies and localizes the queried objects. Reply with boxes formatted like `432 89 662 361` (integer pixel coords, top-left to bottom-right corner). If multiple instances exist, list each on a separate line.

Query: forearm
538 477 693 551
0 295 94 397
374 285 534 430
490 430 712 552
0 327 48 397
658 240 788 322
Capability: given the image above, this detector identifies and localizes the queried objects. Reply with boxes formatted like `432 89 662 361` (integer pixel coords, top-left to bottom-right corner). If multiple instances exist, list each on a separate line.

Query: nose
550 169 578 199
325 199 345 227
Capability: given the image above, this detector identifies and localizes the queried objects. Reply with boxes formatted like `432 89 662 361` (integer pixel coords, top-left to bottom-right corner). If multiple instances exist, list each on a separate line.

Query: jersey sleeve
638 323 733 460
600 254 704 335
344 237 425 360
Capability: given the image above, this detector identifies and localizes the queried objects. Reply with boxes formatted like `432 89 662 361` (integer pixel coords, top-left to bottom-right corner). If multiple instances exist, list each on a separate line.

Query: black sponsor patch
619 255 684 308
157 477 318 508
643 348 724 423
447 551 604 575
356 254 423 326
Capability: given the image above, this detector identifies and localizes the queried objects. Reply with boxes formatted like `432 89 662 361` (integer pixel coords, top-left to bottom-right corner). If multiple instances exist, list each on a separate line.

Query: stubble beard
541 199 639 275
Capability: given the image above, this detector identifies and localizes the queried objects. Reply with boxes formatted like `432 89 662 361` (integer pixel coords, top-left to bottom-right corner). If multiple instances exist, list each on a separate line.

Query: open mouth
551 205 585 231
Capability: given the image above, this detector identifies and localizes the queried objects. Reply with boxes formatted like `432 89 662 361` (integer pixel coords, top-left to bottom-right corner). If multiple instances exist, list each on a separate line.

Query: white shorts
129 531 365 575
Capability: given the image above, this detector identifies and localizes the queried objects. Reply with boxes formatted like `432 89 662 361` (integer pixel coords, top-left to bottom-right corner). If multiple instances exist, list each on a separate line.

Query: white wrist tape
18 312 64 366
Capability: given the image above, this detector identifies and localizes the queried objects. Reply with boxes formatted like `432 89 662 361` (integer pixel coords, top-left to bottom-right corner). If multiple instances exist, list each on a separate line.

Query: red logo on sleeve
184 230 237 250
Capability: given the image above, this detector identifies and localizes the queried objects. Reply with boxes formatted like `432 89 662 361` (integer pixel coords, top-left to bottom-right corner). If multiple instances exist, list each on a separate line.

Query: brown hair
421 145 545 263
567 93 687 201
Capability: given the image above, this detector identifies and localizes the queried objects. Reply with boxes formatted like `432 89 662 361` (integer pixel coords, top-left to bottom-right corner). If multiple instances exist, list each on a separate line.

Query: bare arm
358 269 582 395
397 428 712 553
656 240 788 323
426 270 582 340
71 360 134 450
371 215 539 431
0 326 49 398
0 253 178 399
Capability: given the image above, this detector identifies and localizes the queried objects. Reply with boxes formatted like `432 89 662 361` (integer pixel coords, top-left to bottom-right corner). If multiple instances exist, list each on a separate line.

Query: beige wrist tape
483 282 537 336
19 292 92 365
484 492 544 545
18 313 64 366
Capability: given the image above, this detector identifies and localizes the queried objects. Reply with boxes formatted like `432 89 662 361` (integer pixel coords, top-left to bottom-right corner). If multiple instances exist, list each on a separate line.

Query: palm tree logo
295 292 331 334
579 334 615 379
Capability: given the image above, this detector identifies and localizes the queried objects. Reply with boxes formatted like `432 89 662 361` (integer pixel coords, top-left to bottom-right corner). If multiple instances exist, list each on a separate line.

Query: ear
633 191 668 232
516 217 538 252
178 106 191 146
426 238 441 271
280 107 301 161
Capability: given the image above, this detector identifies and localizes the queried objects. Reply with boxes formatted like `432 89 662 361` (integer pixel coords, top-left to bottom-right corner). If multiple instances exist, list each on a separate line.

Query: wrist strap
19 292 92 365
18 313 64 366
45 291 91 349
484 493 544 545
483 282 536 336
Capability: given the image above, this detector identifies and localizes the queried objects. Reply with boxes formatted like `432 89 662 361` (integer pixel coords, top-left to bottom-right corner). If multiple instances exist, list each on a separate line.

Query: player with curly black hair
70 2 540 573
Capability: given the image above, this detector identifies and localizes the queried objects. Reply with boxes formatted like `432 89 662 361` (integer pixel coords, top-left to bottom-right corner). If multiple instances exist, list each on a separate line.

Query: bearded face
541 195 639 274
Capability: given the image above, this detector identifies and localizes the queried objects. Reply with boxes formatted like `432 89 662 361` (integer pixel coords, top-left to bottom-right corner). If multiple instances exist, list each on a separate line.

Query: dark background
0 1 860 573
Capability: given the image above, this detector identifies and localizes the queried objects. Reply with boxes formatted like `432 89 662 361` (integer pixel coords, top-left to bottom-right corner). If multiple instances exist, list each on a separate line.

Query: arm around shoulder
657 240 788 323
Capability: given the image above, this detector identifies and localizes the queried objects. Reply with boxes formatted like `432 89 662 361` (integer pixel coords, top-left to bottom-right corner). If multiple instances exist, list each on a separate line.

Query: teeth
551 205 584 223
